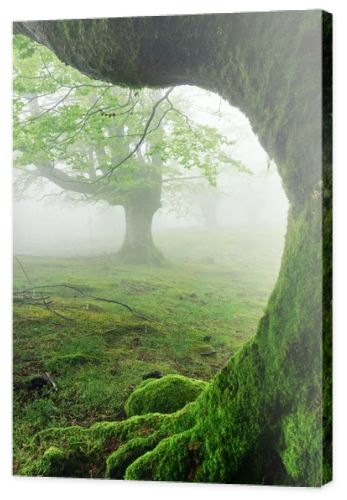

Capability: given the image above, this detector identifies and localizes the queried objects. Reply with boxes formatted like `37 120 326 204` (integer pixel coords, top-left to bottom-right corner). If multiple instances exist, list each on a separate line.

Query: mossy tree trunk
14 10 332 485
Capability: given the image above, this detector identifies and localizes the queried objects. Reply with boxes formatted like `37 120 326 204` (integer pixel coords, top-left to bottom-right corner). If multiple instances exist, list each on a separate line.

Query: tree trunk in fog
116 157 164 265
117 193 164 265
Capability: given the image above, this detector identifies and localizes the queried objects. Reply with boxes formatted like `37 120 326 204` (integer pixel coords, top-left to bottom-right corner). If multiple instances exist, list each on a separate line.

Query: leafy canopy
13 34 249 205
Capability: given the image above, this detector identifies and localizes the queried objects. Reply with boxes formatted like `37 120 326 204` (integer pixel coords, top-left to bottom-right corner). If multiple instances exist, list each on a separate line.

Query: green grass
13 225 285 473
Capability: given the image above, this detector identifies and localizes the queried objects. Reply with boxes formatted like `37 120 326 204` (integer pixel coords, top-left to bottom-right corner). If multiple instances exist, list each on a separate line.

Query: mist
14 86 288 258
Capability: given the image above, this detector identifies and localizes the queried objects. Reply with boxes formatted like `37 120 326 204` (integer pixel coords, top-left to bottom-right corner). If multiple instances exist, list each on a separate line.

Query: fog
14 86 288 257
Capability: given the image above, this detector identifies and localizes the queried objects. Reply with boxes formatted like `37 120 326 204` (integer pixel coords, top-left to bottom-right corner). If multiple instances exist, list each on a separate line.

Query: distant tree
13 35 247 264
161 162 252 230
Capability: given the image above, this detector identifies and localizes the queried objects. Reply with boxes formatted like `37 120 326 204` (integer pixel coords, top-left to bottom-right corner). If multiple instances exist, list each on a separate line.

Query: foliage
13 35 246 209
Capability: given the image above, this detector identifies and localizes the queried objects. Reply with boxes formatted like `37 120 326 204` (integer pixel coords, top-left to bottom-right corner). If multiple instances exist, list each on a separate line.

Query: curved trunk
14 11 332 485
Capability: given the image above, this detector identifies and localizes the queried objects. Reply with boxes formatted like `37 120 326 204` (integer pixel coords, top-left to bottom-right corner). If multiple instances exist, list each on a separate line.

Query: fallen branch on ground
13 289 74 322
13 284 157 323
14 257 74 323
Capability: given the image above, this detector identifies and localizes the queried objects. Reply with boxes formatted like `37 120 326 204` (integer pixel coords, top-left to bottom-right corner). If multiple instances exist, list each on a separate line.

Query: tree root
18 408 195 478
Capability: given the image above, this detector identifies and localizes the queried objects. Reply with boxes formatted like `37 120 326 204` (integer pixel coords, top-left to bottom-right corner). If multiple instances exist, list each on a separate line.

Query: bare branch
21 87 74 126
14 284 155 322
91 87 174 183
36 190 66 202
102 102 173 141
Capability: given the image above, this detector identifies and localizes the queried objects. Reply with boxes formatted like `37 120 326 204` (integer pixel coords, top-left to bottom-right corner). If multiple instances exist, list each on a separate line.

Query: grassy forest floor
13 226 285 474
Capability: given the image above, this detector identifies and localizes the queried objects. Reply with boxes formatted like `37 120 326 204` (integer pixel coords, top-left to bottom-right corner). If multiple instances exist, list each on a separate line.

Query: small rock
142 370 163 380
200 350 218 357
25 375 50 391
202 335 212 342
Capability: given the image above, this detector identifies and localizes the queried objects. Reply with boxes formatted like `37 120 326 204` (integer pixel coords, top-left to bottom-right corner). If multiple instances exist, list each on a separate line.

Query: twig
49 88 110 145
22 87 74 127
14 259 74 322
89 87 174 183
41 293 74 322
15 284 155 322
44 371 58 391
100 103 173 141
37 190 66 202
14 256 32 285
13 294 51 303
13 291 73 322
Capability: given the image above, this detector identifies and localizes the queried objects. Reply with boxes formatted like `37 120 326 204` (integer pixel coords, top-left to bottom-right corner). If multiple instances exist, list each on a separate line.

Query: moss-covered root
18 200 325 485
125 341 264 483
125 200 325 485
19 406 197 478
19 413 168 477
125 431 198 481
106 430 166 479
31 447 67 477
125 374 208 417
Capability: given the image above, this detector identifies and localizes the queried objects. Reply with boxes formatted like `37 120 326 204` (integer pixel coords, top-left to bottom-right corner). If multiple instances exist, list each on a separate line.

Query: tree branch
14 284 156 322
21 87 74 126
14 160 130 209
90 87 174 183
49 88 110 145
34 165 100 195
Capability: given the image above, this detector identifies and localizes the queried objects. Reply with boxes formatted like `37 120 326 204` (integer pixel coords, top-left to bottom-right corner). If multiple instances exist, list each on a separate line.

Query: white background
1 1 346 498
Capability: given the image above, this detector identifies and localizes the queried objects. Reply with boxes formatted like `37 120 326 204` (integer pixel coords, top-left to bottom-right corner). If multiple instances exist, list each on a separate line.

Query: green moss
18 408 198 478
14 178 329 481
125 430 195 481
106 430 165 479
124 375 208 417
28 446 67 476
124 199 325 485
19 414 167 477
281 408 322 486
46 353 96 371
13 228 275 474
